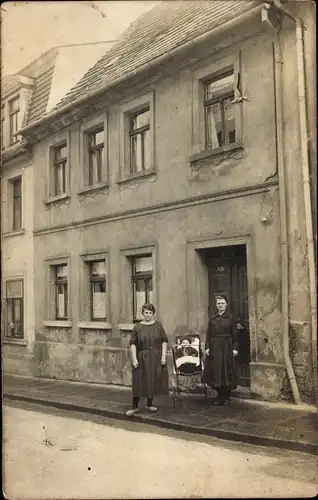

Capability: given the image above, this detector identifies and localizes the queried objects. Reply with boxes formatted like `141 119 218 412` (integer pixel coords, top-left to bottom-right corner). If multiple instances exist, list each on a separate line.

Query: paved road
3 400 317 499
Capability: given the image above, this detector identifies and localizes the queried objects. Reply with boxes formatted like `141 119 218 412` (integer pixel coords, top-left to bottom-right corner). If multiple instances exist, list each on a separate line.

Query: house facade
1 43 114 376
20 1 316 402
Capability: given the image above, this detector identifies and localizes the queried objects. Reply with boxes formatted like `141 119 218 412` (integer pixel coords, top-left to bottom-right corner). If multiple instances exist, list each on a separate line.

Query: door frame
186 234 258 365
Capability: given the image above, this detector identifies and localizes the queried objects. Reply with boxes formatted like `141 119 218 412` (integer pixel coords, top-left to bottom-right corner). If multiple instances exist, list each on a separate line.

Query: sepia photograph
1 0 317 498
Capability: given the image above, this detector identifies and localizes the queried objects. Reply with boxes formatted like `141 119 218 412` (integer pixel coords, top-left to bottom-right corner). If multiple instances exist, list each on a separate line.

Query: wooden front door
207 245 250 386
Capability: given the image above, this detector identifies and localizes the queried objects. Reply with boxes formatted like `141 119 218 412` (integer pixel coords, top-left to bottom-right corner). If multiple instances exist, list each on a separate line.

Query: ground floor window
90 260 107 320
131 255 153 321
5 279 24 338
54 264 68 319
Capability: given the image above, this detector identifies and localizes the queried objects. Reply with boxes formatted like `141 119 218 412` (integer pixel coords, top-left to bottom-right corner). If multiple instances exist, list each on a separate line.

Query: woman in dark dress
126 303 169 417
203 294 238 405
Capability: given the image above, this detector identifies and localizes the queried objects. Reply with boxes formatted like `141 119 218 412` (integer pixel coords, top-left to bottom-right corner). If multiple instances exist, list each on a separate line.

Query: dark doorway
204 244 250 387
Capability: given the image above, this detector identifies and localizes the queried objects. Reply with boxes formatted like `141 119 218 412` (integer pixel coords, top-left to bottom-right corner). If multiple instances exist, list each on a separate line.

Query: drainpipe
272 0 317 404
262 3 301 404
273 38 301 404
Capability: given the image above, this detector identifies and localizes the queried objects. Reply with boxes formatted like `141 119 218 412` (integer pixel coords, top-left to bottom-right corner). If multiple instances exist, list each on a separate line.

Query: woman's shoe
147 406 158 412
125 408 139 417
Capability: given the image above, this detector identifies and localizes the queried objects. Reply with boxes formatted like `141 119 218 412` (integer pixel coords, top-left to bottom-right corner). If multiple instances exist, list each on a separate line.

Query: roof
1 43 114 128
52 0 261 113
1 75 21 97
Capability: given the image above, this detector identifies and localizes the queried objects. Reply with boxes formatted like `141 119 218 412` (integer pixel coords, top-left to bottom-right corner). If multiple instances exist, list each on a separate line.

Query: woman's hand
132 360 139 369
233 349 238 357
205 348 210 356
161 357 166 366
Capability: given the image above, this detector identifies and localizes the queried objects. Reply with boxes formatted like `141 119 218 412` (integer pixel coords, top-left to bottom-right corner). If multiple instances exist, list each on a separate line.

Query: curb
4 393 317 456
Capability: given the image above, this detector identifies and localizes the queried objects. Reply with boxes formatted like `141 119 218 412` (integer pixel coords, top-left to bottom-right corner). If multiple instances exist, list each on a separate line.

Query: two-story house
1 42 114 376
19 0 316 402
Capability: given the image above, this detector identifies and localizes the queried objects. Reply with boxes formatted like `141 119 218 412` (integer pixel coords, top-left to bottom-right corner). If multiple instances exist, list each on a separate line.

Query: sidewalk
3 374 317 455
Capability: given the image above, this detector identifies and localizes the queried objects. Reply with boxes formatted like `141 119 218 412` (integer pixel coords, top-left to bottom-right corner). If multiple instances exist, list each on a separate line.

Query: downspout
272 0 317 404
273 37 301 404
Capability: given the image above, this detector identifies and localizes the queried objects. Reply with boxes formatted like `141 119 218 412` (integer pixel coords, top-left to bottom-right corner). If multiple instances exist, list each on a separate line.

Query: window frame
1 103 5 150
79 251 110 326
203 69 236 150
4 278 24 339
45 256 71 324
131 254 153 322
89 260 107 321
52 142 67 196
88 128 105 186
119 92 155 183
129 107 151 174
79 114 108 193
9 96 20 145
46 132 71 203
54 264 68 320
191 52 243 161
12 176 22 230
120 245 157 325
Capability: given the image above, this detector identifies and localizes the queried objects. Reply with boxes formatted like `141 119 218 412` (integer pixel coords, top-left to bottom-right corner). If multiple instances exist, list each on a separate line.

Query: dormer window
9 96 20 145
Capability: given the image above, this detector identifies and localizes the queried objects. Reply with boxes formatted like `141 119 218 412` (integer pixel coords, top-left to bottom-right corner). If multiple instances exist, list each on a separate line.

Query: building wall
1 155 35 376
32 24 314 399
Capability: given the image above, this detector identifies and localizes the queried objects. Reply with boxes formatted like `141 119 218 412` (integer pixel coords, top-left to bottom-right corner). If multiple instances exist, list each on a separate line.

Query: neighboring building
19 0 316 402
1 42 114 376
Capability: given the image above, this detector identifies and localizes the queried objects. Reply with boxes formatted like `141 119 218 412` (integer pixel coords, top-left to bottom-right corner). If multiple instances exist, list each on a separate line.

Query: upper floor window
90 260 107 320
88 128 104 186
12 176 22 230
54 264 68 320
53 142 67 196
129 108 150 174
131 255 153 321
204 70 235 150
5 279 24 339
9 96 20 145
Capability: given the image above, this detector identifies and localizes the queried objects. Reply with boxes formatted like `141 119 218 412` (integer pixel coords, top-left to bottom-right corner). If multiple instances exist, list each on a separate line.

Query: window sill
78 321 112 330
43 320 72 328
3 338 27 346
117 168 156 186
189 142 244 168
118 323 135 331
3 228 25 238
44 193 71 206
77 182 109 197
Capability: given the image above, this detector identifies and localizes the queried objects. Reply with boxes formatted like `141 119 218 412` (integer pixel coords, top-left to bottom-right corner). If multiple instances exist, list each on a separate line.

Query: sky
1 1 157 75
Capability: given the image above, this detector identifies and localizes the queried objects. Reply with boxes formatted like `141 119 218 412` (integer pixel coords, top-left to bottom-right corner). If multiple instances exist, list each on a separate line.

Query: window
129 108 150 173
204 70 235 150
87 128 104 185
54 265 68 319
90 260 107 320
53 143 67 195
9 96 20 145
131 255 153 321
5 280 23 339
12 177 22 230
119 93 155 182
1 104 5 150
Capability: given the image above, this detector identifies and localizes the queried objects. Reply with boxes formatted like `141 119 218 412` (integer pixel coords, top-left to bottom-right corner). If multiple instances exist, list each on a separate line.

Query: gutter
271 0 317 404
20 2 267 136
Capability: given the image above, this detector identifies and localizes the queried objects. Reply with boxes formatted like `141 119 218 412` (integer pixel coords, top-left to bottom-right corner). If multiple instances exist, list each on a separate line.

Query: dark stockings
132 397 154 409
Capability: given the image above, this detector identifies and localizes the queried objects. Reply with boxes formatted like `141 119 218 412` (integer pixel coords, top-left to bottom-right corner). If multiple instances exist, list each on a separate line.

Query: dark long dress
203 311 238 390
129 321 169 398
